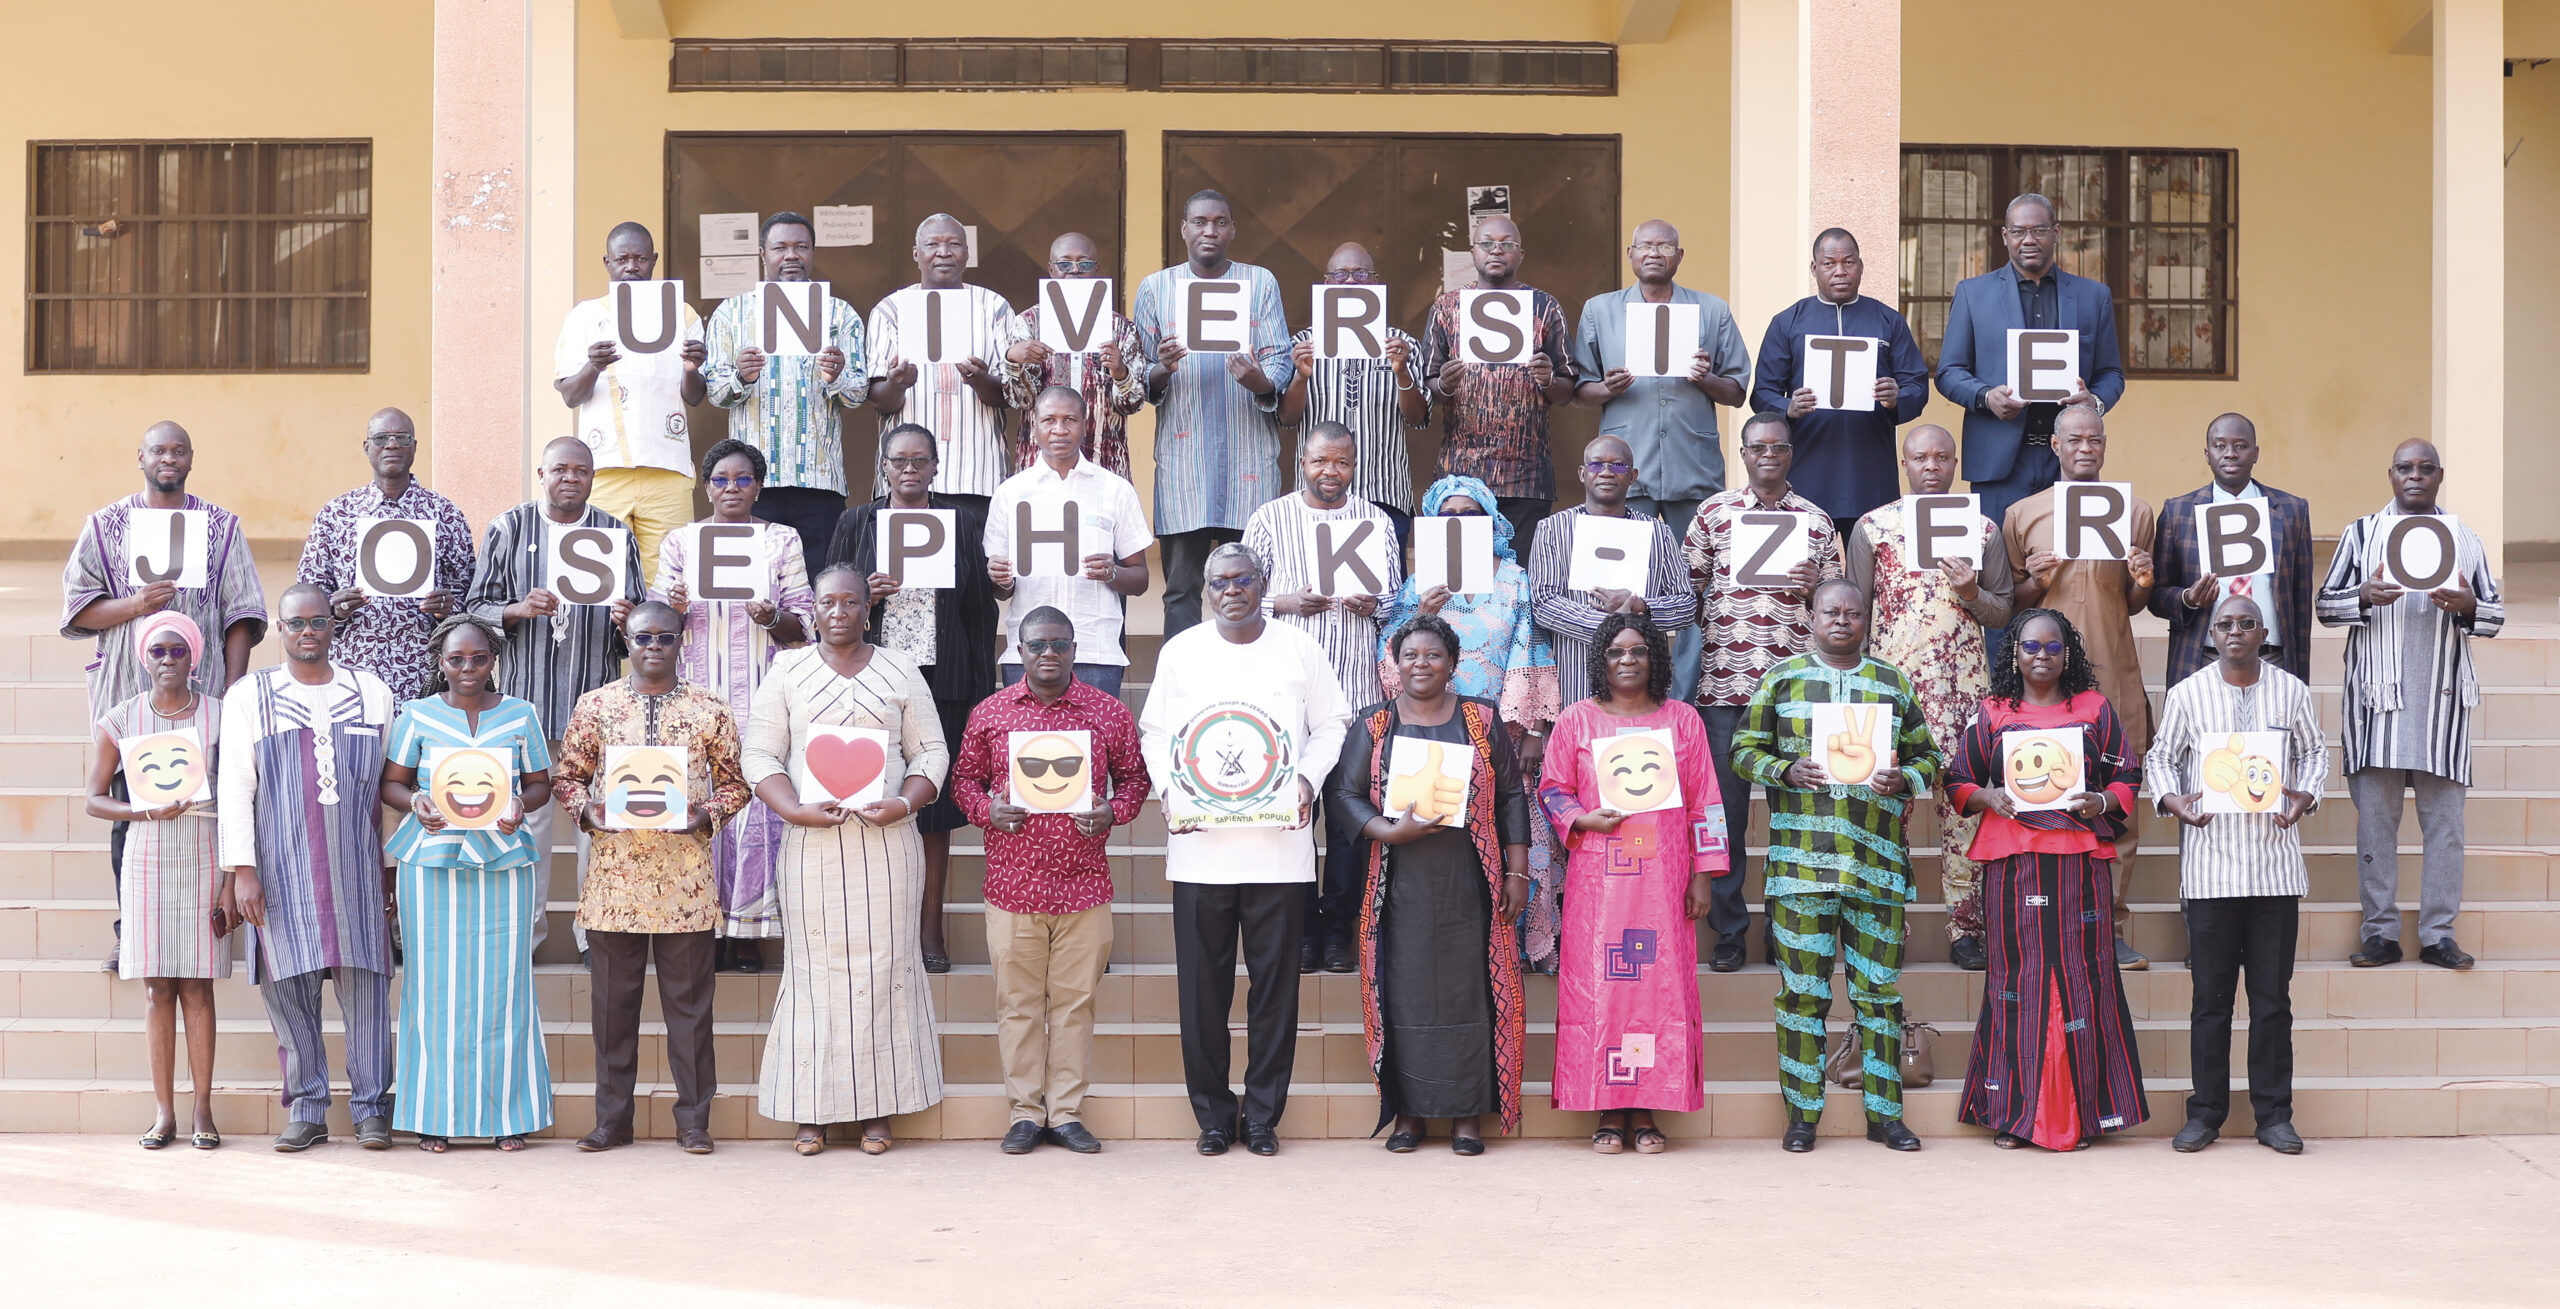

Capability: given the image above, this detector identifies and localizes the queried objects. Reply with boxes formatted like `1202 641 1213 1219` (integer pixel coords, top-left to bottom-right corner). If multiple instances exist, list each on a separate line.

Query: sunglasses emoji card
794 726 891 808
1385 736 1470 827
601 744 690 831
1009 730 1093 814
426 747 515 831
1592 727 1683 815
2198 731 2287 815
2000 726 2085 813
1807 702 1895 788
121 727 212 811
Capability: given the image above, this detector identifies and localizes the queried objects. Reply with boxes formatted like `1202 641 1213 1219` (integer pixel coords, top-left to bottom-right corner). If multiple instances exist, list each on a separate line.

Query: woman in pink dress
1538 613 1729 1154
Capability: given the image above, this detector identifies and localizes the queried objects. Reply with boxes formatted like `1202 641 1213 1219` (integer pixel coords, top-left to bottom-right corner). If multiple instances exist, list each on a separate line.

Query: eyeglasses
882 456 935 472
1583 459 1631 474
1440 508 1486 518
1320 269 1376 284
2017 639 2067 657
366 432 418 447
627 632 680 649
1204 575 1260 594
144 643 191 662
441 651 494 670
1744 442 1796 455
1473 239 1521 253
2003 224 2059 239
280 616 334 634
708 475 758 490
1016 755 1084 779
2210 618 2264 633
1020 638 1075 655
1629 242 1678 255
1050 258 1099 274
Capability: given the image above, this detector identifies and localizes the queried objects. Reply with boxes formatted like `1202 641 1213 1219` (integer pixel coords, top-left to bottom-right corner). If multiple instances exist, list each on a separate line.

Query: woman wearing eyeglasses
652 437 812 973
378 614 555 1153
86 612 230 1150
744 564 949 1155
1943 607 2148 1151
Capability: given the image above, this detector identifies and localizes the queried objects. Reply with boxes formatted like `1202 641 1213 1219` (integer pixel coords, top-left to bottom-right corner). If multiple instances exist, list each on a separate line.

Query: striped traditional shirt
1525 505 1698 708
215 665 394 869
1284 325 1429 512
1131 261 1295 535
702 285 868 494
463 502 647 740
2145 661 2329 899
1000 301 1147 478
1729 653 1940 903
865 283 1016 499
2316 505 2505 784
1686 487 1844 706
63 493 268 711
1241 491 1404 708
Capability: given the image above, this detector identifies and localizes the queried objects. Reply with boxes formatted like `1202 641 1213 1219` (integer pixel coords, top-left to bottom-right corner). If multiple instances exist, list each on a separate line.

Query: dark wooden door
1164 133 1620 495
664 131 1125 500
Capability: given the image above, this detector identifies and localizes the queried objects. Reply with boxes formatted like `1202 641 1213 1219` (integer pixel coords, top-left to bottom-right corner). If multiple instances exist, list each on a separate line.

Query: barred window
27 140 371 373
1899 145 2234 380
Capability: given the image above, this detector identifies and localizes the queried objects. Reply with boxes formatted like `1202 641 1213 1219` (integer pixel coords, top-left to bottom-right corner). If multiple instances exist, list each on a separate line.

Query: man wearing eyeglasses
296 407 478 704
1280 242 1432 551
869 213 1016 508
1421 216 1579 560
553 221 707 582
1932 193 2127 532
985 388 1155 699
1525 433 1698 711
950 606 1152 1155
1133 189 1295 637
1002 231 1146 480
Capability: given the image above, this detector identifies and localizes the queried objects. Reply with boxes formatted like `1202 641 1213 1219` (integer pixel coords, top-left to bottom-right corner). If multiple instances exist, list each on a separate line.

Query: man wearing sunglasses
950 607 1151 1155
868 214 1017 507
553 221 707 581
1420 215 1579 560
1525 433 1698 710
1279 242 1432 551
1001 231 1146 479
296 407 478 703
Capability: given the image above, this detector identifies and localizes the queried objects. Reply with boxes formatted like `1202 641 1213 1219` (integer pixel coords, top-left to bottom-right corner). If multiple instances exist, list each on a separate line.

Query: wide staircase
3 602 2556 1143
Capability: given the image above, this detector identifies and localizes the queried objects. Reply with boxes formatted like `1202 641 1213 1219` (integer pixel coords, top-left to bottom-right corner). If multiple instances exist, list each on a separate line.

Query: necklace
147 692 200 723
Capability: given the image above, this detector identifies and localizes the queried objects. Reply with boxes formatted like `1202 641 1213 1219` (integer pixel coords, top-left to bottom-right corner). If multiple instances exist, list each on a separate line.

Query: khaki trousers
985 901 1114 1127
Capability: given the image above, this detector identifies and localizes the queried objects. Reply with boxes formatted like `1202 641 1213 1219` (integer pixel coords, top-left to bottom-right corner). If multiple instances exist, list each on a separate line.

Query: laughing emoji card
1009 730 1093 814
2000 726 2085 813
426 747 513 831
602 744 690 831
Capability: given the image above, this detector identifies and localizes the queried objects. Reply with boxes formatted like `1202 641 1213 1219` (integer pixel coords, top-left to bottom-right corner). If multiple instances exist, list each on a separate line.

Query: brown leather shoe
575 1128 633 1153
677 1128 714 1155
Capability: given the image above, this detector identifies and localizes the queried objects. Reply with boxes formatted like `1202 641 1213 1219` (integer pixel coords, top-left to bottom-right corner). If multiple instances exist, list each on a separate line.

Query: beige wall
2509 57 2560 546
0 1 432 542
1904 0 2436 538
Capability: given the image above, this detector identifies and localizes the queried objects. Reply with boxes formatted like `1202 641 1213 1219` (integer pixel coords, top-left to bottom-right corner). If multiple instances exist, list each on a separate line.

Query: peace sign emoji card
1386 735 1470 827
1807 702 1895 788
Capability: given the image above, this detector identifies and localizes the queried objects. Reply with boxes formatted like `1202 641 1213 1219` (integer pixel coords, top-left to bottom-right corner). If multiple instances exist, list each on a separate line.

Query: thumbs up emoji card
1385 735 1470 827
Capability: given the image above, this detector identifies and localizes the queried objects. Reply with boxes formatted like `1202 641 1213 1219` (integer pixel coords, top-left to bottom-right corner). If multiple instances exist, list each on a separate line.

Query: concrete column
2435 0 2505 570
430 0 532 532
527 0 580 480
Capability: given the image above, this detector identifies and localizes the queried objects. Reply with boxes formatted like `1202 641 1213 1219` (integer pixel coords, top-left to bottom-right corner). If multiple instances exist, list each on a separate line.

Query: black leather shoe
1196 1128 1231 1156
1299 936 1322 974
1046 1122 1102 1154
1449 1134 1484 1156
2350 936 2403 967
1242 1119 1280 1156
1000 1120 1045 1155
2420 939 2475 971
1384 1130 1421 1153
2255 1122 2304 1155
576 1128 634 1153
355 1115 393 1150
2171 1119 2219 1153
1949 935 1989 972
1323 935 1356 973
1781 1122 1817 1153
677 1128 715 1155
1867 1120 1922 1151
1709 940 1745 973
273 1121 328 1153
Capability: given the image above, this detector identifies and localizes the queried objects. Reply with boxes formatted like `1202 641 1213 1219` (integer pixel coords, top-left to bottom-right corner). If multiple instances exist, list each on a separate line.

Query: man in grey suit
1931 193 2127 532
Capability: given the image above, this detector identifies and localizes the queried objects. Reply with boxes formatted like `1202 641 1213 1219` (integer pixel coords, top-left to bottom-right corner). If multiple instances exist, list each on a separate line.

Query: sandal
735 942 763 975
859 1125 893 1155
496 1135 527 1153
191 1131 222 1151
139 1125 175 1150
417 1136 449 1154
1992 1132 2026 1150
1632 1126 1669 1155
794 1126 826 1156
1590 1125 1628 1155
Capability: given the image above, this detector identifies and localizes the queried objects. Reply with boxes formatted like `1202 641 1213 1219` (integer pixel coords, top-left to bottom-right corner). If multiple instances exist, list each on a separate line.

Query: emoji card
1806 702 1895 788
601 744 689 831
1385 735 1470 827
1009 729 1093 814
2197 730 2287 816
1592 727 1683 815
795 726 891 808
2000 726 2085 813
121 727 212 809
426 746 513 831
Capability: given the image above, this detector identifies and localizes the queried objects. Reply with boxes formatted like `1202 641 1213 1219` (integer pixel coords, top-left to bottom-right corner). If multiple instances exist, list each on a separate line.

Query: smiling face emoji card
602 744 690 831
1593 727 1683 815
2000 726 2085 813
427 747 513 831
1009 729 1093 814
2198 730 2286 815
123 728 211 808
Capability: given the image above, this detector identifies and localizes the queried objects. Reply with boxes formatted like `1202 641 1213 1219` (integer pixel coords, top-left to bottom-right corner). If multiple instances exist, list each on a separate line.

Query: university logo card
1731 511 1813 589
2382 512 2463 592
1009 728 1093 814
1807 702 1895 788
758 281 831 357
1901 495 1983 572
121 726 211 808
1313 284 1387 360
877 508 957 590
1802 335 1882 411
545 523 630 606
1304 518 1390 597
889 286 971 366
2197 730 2288 815
426 746 513 832
1165 702 1300 829
1565 513 1654 593
1592 727 1683 815
1037 278 1115 353
2197 499 2276 578
1385 735 1470 828
601 744 689 831
612 280 685 355
2056 482 2139 562
1458 288 1535 365
125 508 208 589
354 518 437 598
794 726 891 808
1179 278 1251 354
2001 725 2085 813
687 522 769 603
2005 328 2080 402
1623 301 1702 378
1411 514 1496 596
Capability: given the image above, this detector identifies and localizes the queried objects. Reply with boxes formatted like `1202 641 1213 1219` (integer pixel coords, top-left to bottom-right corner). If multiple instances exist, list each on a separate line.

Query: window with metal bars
27 139 370 373
1899 145 2235 380
668 38 1613 95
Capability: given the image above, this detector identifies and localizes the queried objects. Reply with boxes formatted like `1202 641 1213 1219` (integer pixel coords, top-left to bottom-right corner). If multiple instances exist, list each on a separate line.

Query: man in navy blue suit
1931 193 2127 532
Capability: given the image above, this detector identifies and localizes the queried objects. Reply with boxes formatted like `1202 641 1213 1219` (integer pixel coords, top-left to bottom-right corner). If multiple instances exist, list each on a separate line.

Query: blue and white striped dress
385 693 554 1138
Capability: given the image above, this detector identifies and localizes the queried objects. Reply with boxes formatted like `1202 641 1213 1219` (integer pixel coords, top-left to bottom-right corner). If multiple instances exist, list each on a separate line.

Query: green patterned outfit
1731 653 1940 1124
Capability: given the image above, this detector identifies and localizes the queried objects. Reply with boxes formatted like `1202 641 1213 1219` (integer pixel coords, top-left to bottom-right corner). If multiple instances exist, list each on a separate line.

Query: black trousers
1304 798 1365 946
1495 497 1553 567
2183 895 2298 1129
754 486 851 580
1696 703 1755 948
1160 527 1244 639
588 928 719 1137
1172 881 1306 1133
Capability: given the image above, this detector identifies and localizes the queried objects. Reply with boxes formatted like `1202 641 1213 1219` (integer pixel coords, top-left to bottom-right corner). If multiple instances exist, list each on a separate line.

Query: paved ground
5 1131 2556 1307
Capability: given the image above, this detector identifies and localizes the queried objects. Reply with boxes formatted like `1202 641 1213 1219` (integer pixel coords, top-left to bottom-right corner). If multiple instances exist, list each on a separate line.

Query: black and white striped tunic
2316 507 2505 785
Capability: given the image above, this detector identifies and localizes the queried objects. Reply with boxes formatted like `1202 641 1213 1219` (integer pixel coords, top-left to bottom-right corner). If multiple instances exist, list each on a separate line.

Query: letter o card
545 523 630 606
1802 335 1881 411
2383 513 2462 592
2056 483 2137 562
878 509 956 590
1037 279 1115 354
1313 285 1387 360
687 522 769 603
1458 289 1534 364
125 508 208 589
1902 495 1982 572
355 518 438 598
1180 279 1251 354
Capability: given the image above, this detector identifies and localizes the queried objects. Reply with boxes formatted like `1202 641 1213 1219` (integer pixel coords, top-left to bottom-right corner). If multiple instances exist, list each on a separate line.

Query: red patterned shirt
950 678 1152 914
1684 486 1844 706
